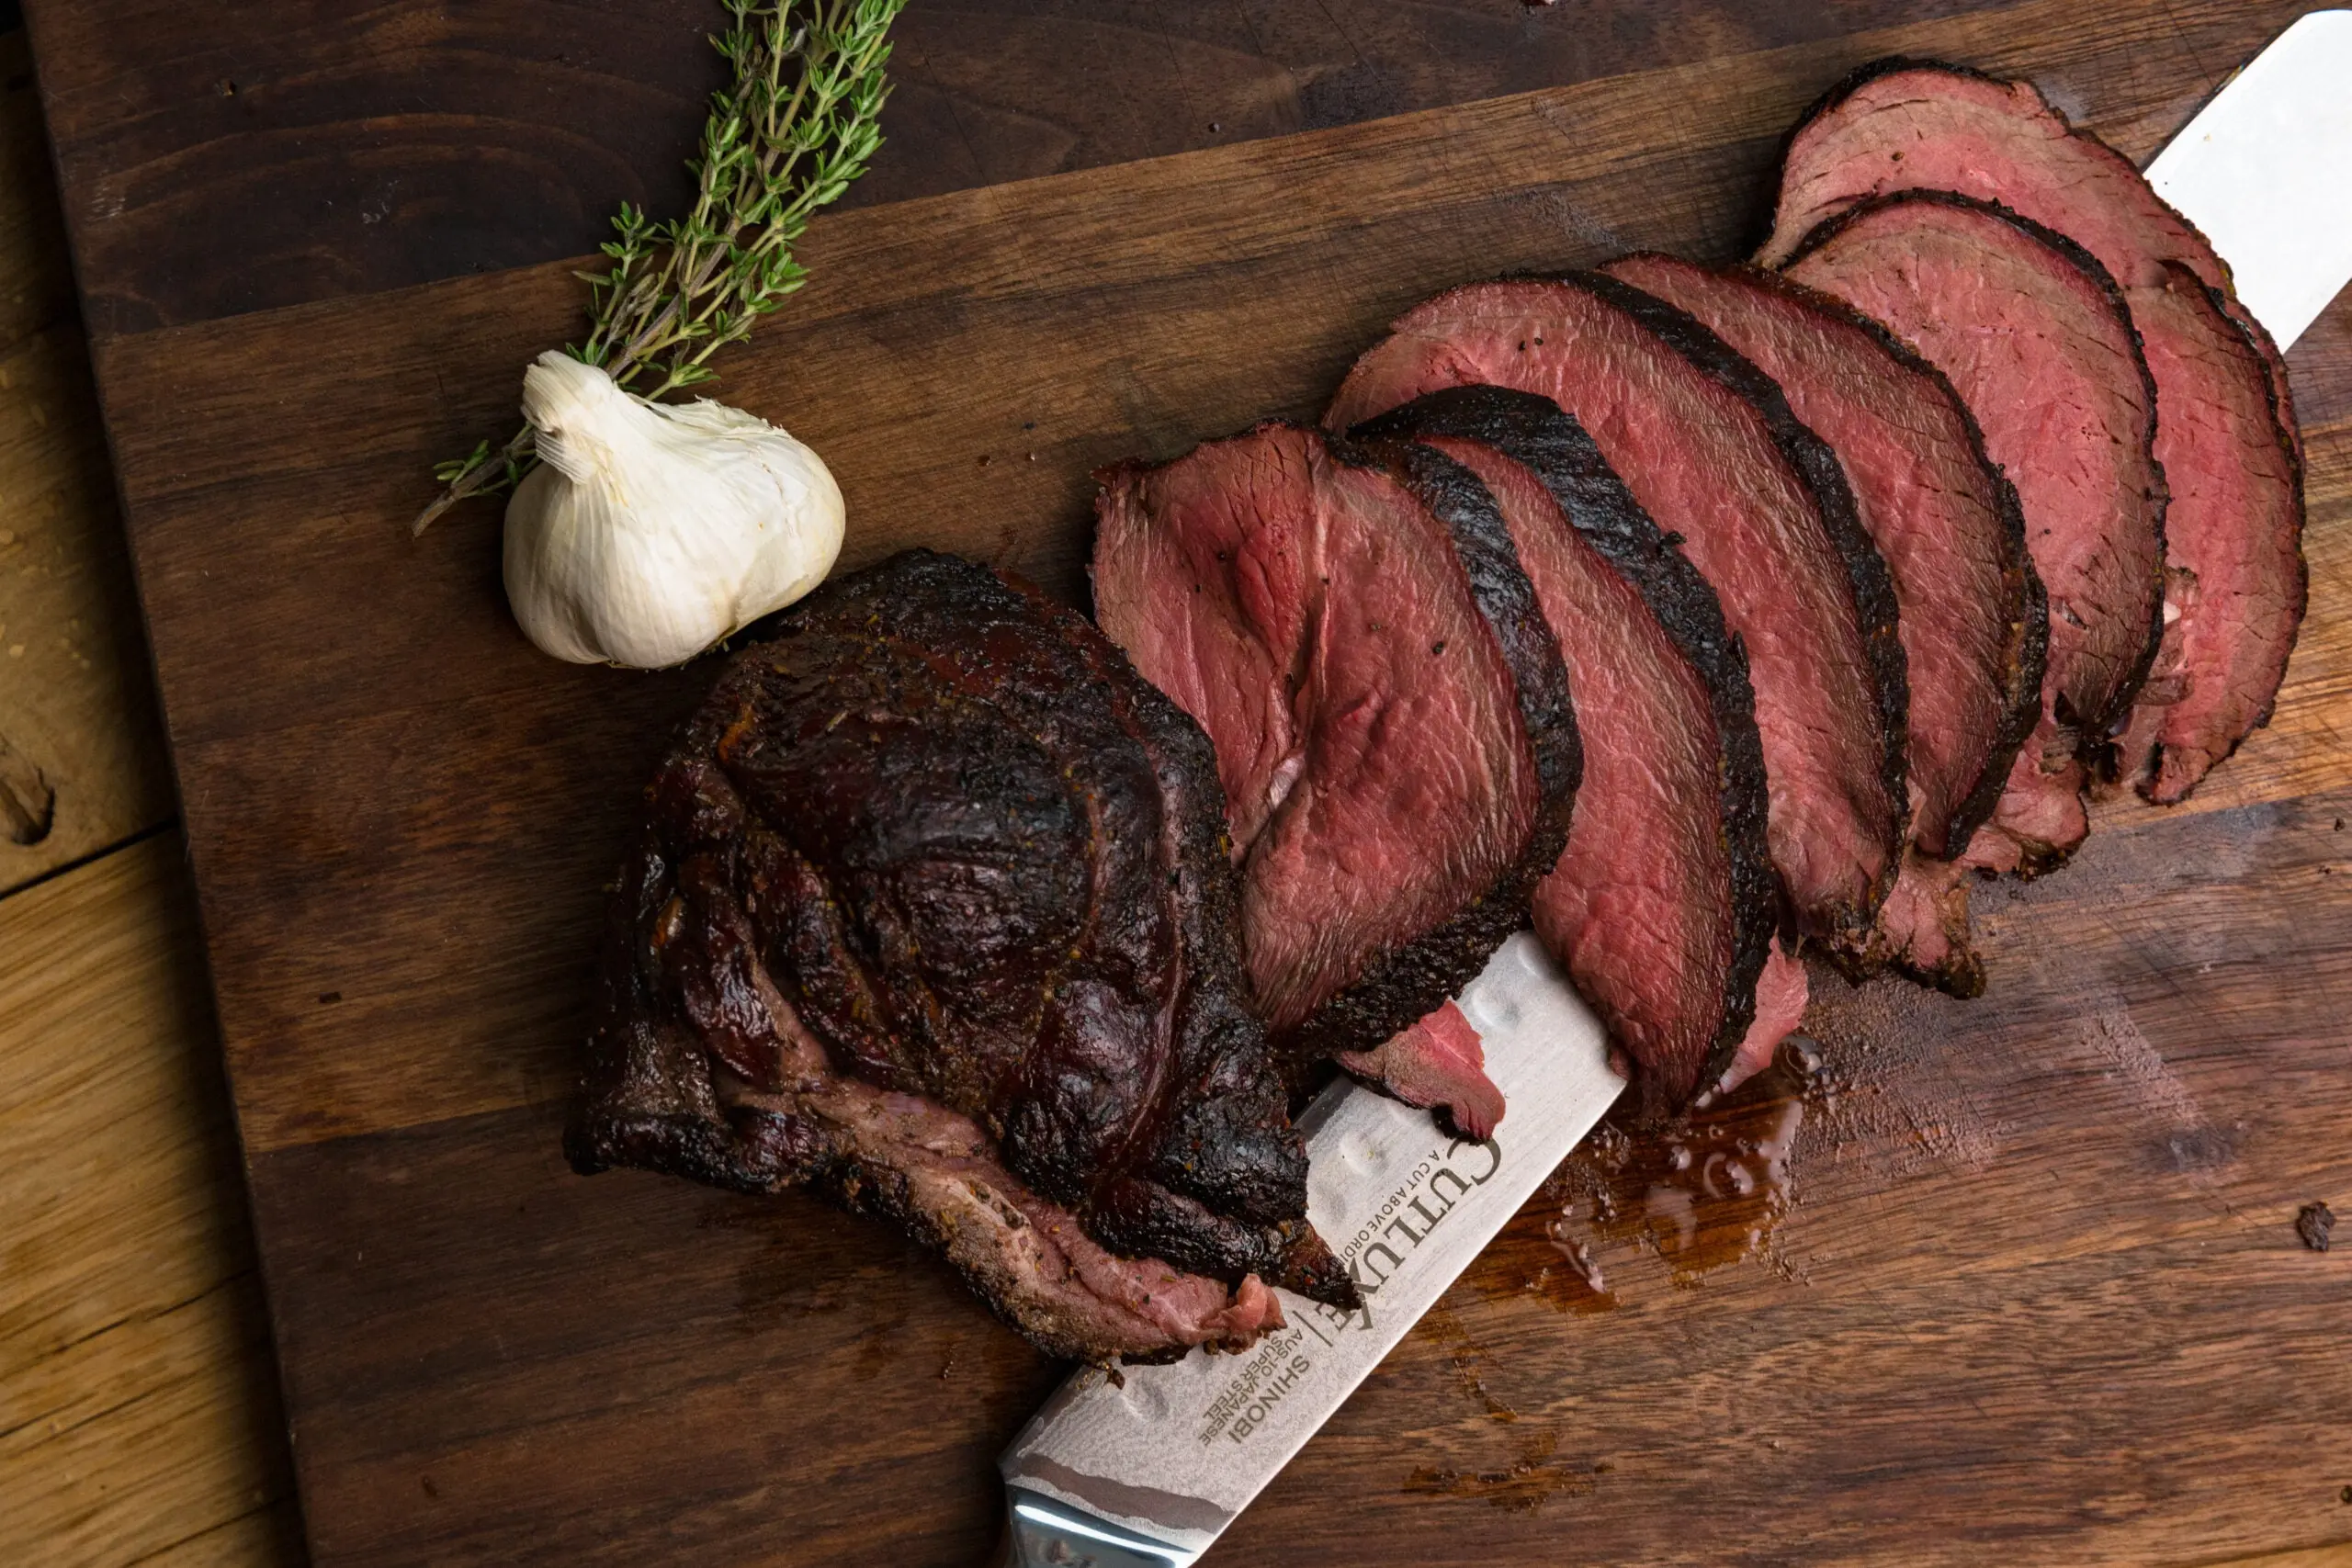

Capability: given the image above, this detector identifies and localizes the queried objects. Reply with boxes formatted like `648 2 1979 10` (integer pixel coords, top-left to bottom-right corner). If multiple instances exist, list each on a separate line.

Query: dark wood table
17 2 2352 1563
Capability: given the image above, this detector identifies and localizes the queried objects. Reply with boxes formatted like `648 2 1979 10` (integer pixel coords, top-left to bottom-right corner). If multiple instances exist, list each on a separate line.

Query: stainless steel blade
2145 8 2352 350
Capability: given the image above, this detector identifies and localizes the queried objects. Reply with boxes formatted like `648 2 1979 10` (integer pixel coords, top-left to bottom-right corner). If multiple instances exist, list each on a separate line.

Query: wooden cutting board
19 1 2352 1562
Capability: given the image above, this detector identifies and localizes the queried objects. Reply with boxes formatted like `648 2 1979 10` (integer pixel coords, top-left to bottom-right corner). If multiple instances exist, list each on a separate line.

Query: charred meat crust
1761 53 2299 454
1353 386 1778 1100
1558 267 1909 957
992 572 1296 1237
1784 189 2168 752
1659 256 2049 857
568 550 1355 1352
1276 432 1584 1066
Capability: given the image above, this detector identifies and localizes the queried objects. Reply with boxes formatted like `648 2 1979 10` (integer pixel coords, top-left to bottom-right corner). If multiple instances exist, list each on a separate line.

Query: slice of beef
2103 264 2304 801
1785 192 2166 874
1328 273 1907 970
1351 386 1785 1114
568 549 1351 1364
1758 57 2306 803
1600 254 2047 993
1092 423 1581 1129
1600 255 2043 861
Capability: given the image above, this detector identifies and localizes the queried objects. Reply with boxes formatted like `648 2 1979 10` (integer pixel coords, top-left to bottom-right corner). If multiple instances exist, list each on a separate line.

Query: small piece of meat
1334 1000 1506 1141
1329 274 1907 969
1872 852 1984 998
1092 423 1580 1100
1353 387 1783 1114
1602 254 2047 992
1786 192 2166 874
568 550 1350 1363
1759 58 2305 805
1721 940 1812 1096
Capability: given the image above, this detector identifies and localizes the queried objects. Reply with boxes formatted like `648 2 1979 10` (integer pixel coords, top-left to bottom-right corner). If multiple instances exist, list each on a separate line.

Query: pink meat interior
1758 65 2202 290
1092 425 1535 1032
1786 199 2162 746
1329 278 1893 929
2117 267 2302 801
1607 254 2018 859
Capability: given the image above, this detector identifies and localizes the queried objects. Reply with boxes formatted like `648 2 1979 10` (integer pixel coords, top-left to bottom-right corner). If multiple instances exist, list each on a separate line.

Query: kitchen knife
2144 7 2352 351
994 931 1623 1567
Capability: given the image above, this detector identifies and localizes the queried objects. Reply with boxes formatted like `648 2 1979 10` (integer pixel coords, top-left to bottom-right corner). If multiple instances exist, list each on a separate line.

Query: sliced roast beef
569 549 1351 1363
1601 254 2046 993
1355 386 1789 1112
1755 55 2292 412
1786 192 2166 874
1091 423 1581 1130
1759 58 2306 804
1328 273 1907 969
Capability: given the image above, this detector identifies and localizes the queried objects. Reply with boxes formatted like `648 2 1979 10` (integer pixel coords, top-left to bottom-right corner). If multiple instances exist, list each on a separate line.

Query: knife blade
995 931 1623 1567
2144 7 2352 351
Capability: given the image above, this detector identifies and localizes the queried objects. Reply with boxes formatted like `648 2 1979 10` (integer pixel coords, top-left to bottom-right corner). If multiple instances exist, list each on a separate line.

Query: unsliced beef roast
1328 273 1907 970
569 550 1351 1363
1786 192 2166 874
1602 254 2046 994
1356 387 1790 1111
1759 58 2305 805
1092 423 1580 1134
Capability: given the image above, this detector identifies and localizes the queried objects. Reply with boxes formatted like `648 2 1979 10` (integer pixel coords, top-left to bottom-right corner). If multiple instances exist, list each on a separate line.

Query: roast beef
1786 192 2166 874
568 549 1351 1363
1356 387 1792 1111
1091 423 1581 1133
1601 254 2046 994
1758 58 2305 805
1328 273 1907 970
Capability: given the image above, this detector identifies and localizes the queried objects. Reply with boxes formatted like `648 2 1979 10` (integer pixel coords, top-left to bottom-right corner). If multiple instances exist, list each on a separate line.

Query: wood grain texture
0 28 75 354
0 28 296 1561
243 789 2352 1566
0 30 172 893
17 0 2352 1562
16 0 2006 337
0 321 175 891
0 835 302 1567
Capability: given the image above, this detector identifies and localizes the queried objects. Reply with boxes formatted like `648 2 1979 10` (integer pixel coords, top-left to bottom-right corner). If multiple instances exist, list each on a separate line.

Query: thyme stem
413 0 905 536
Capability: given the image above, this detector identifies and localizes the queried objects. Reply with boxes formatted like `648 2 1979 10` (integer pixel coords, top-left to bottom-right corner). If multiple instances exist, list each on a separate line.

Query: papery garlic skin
502 351 844 668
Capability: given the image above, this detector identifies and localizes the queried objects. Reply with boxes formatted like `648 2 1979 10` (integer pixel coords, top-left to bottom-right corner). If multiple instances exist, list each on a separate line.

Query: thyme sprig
413 0 905 536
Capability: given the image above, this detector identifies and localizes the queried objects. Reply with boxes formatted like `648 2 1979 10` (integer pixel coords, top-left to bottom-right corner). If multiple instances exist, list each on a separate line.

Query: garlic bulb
502 351 844 668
